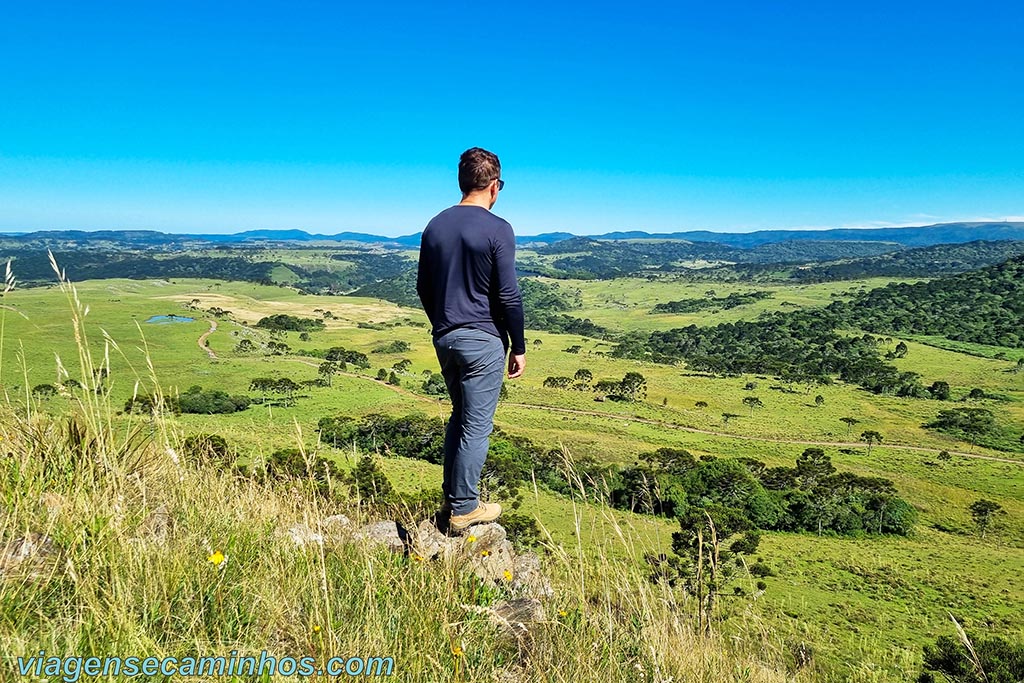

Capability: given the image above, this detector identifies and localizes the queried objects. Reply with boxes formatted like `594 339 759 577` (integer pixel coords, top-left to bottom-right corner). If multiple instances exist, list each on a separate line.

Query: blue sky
1 0 1021 236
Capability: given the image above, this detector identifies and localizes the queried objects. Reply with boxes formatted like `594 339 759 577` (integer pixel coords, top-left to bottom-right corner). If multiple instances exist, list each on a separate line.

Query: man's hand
507 353 526 379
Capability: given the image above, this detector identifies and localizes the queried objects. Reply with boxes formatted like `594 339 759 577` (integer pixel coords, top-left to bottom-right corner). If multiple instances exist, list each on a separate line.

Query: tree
235 338 257 354
918 632 1024 683
376 368 388 381
861 430 883 455
1015 357 1024 374
926 407 996 446
620 372 648 402
722 412 741 425
741 396 764 416
671 507 761 633
574 368 593 383
968 387 986 400
387 371 401 386
348 455 396 506
422 373 448 396
795 447 835 490
533 339 543 348
318 361 338 387
840 416 860 438
543 376 573 389
893 341 908 358
969 499 1005 538
695 400 708 409
928 381 951 400
814 395 825 407
32 384 58 398
182 433 232 465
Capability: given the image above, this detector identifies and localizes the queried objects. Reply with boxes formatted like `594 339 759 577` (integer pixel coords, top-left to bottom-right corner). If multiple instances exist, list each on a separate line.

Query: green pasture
3 275 1023 681
536 276 925 332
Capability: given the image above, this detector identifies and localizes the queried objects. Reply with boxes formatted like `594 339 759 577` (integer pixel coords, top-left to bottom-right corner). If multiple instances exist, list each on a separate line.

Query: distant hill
2 221 1022 250
565 222 1024 248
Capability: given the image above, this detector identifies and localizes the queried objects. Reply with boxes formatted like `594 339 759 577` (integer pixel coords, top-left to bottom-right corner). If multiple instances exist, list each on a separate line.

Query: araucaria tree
861 430 883 455
969 499 1005 538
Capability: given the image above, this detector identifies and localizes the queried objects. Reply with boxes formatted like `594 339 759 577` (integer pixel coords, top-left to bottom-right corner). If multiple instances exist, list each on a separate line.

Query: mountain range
1 222 1022 250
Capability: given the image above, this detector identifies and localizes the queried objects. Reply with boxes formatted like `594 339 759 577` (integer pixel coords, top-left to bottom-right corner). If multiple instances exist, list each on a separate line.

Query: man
416 147 527 531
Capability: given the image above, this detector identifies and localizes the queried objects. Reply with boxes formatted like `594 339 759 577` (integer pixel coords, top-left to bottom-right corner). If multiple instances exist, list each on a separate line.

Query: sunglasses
494 178 505 191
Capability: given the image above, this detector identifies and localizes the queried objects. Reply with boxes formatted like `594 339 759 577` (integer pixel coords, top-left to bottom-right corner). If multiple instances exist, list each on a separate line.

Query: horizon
1 1 1022 235
1 218 1023 240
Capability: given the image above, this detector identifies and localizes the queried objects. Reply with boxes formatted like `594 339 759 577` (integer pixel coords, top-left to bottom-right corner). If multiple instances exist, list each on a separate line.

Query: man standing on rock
417 147 527 531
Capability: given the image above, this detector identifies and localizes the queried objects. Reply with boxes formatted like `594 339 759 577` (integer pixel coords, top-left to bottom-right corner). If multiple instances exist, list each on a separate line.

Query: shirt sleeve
493 223 526 355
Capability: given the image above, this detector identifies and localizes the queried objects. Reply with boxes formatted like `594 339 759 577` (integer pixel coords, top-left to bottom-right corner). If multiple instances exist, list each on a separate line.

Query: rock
510 552 553 599
412 519 455 561
353 520 409 554
0 532 61 580
285 523 324 548
489 597 546 638
460 523 515 584
320 514 353 547
321 514 352 533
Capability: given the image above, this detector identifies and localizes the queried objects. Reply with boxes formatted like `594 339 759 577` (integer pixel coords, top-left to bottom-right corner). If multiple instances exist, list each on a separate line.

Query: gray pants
433 327 505 516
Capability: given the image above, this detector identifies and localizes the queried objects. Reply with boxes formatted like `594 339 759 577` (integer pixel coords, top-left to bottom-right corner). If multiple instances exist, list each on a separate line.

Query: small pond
145 315 196 324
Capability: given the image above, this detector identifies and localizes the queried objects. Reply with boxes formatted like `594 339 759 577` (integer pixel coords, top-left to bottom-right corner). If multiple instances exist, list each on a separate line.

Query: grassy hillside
1 264 1022 681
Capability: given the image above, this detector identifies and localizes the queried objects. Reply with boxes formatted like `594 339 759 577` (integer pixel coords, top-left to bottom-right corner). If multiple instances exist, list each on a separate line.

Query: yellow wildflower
451 644 464 657
558 610 568 617
480 550 490 557
466 535 477 543
207 550 226 566
503 570 513 581
413 555 424 563
312 625 322 634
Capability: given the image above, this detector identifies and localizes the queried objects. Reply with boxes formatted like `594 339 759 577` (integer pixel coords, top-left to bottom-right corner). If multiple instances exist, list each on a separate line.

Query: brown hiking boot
449 502 502 531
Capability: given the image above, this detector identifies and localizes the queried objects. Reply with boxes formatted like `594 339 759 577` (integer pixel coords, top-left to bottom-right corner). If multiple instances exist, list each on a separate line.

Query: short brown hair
458 147 501 194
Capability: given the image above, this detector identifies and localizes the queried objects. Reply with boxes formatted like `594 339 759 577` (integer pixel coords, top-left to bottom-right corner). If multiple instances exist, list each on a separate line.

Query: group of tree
828 254 1024 348
295 345 370 369
792 239 1024 283
373 340 411 354
925 407 1023 452
651 290 773 314
612 312 929 397
125 385 251 415
375 368 402 385
611 446 916 537
543 371 647 401
254 313 326 332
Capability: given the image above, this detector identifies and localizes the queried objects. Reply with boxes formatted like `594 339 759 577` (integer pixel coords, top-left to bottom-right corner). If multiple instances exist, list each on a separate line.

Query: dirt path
278 358 1023 466
197 319 218 359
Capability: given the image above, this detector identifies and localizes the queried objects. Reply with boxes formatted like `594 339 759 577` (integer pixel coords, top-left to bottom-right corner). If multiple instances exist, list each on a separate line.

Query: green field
543 275 926 332
2 274 1022 681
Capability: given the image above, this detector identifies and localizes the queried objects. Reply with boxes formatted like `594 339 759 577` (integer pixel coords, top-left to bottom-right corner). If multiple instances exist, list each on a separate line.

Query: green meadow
2 273 1022 681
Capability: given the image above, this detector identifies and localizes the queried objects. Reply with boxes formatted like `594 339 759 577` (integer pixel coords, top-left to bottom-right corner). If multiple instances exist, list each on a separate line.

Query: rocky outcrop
307 515 556 637
0 532 61 580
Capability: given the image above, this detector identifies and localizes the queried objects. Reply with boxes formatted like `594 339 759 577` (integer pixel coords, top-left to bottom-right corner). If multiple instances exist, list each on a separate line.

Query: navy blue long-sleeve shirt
416 205 526 355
